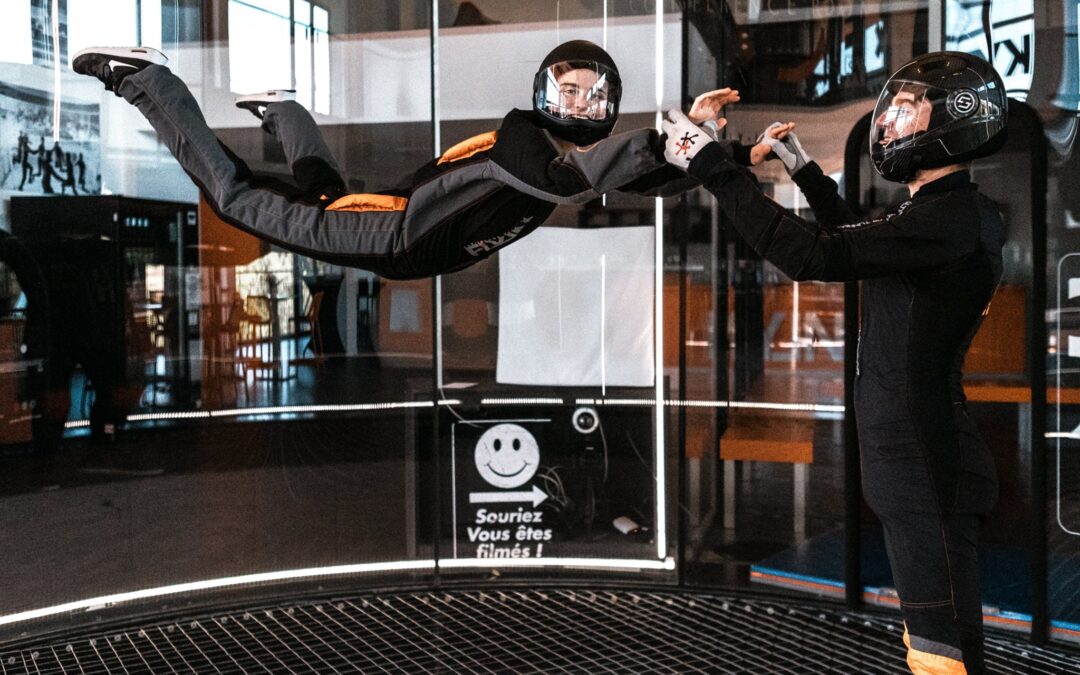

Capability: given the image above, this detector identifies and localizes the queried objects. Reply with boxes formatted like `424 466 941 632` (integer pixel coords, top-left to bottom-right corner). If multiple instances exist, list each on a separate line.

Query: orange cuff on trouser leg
904 627 967 674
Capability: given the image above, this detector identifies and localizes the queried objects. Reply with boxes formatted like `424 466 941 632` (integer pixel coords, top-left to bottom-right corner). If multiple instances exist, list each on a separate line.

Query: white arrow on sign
470 485 548 507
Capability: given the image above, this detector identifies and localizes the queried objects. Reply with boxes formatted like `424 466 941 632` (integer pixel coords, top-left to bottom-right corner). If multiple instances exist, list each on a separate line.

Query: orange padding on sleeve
903 629 967 675
325 193 408 213
437 131 498 165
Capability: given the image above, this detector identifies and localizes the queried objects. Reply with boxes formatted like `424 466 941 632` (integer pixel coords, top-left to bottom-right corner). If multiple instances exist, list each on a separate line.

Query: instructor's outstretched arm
660 110 980 282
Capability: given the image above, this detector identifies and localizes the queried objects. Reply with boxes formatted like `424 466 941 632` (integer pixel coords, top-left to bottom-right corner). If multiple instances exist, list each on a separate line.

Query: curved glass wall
0 0 1075 651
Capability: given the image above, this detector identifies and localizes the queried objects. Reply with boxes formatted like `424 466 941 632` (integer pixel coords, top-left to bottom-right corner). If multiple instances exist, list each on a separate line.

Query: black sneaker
71 47 168 94
235 90 298 120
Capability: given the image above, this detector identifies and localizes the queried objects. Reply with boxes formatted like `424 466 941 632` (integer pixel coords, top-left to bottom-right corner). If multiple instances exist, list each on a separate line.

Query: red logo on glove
675 132 698 156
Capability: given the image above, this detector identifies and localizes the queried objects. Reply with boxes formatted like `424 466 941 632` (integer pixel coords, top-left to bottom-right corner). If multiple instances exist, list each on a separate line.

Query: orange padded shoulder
325 193 408 213
437 131 498 165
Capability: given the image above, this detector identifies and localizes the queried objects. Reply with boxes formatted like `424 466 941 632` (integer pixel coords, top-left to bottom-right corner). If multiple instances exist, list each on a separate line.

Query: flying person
73 41 749 279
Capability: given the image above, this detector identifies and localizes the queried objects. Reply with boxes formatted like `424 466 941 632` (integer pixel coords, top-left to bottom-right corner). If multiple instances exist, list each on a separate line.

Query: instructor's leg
862 431 996 674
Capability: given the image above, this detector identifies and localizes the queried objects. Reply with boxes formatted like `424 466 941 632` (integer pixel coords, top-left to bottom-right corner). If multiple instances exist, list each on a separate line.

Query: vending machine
10 195 198 444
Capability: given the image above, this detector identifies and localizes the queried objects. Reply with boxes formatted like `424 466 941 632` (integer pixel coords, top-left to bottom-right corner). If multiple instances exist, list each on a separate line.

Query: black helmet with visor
533 40 622 147
870 51 1007 183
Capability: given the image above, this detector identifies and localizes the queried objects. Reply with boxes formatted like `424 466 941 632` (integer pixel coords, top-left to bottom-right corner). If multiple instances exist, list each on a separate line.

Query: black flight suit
687 141 1004 674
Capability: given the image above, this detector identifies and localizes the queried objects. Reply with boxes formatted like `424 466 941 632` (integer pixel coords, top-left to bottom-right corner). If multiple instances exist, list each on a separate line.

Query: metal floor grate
3 589 1079 674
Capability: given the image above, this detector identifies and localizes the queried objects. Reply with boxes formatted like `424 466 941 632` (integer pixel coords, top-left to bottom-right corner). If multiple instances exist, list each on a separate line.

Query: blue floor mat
750 527 1080 641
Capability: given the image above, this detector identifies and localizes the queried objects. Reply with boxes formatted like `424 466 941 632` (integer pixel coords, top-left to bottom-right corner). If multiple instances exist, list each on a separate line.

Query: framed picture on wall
0 81 100 196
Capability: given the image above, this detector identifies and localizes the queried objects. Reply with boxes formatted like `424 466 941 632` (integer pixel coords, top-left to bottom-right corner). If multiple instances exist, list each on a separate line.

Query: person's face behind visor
875 86 933 147
544 65 611 121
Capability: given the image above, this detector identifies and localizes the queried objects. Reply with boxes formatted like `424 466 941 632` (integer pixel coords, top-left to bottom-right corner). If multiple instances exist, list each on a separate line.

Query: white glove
758 122 811 176
661 109 714 171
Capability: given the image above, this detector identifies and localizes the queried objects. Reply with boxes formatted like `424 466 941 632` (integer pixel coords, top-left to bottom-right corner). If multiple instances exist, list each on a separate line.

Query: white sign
452 419 555 560
496 227 655 387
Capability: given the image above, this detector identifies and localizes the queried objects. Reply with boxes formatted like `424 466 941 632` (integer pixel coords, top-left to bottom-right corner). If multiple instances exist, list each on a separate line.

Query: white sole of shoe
72 46 168 66
235 90 298 105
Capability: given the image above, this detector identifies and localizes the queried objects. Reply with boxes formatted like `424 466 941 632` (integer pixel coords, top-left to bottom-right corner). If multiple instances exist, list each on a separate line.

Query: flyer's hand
662 109 717 171
757 122 810 175
687 88 741 124
699 116 729 143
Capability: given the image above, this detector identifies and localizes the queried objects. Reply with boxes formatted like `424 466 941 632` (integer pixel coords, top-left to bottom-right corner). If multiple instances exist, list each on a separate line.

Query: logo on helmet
947 89 979 118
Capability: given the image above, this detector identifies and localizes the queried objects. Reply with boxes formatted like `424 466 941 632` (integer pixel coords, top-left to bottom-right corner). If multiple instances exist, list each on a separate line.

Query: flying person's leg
236 90 348 201
72 48 403 269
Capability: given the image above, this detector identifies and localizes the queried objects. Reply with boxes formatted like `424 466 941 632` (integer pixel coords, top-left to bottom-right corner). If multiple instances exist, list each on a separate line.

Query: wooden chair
301 290 325 357
239 295 272 355
289 290 325 373
239 294 280 379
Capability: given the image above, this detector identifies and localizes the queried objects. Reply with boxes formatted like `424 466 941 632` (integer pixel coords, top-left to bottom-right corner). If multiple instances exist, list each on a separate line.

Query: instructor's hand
757 122 810 175
662 109 716 171
688 88 741 124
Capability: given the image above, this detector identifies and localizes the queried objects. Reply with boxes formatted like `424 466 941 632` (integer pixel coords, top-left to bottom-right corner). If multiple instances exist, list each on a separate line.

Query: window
865 20 885 73
0 1 33 64
228 0 330 114
31 0 69 66
66 0 162 63
67 0 135 62
292 0 330 115
140 0 162 51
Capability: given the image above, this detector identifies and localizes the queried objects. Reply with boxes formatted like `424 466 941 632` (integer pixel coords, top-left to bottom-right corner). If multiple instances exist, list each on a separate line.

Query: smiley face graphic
474 424 540 488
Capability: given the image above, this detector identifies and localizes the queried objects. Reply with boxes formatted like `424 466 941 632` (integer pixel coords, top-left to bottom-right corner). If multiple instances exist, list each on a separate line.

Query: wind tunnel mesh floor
3 590 1080 674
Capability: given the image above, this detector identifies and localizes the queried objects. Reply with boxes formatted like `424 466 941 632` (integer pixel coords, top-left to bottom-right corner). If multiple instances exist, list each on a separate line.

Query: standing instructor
664 52 1008 674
